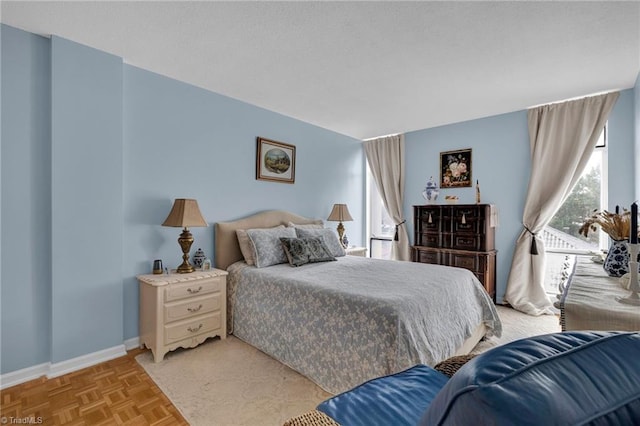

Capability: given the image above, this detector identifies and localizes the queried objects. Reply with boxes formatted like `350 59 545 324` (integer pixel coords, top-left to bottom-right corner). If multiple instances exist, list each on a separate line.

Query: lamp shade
162 199 208 228
327 204 353 222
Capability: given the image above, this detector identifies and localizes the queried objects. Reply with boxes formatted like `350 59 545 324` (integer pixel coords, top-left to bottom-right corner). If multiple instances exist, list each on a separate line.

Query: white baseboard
1 343 129 388
124 336 140 351
0 362 50 390
48 344 127 379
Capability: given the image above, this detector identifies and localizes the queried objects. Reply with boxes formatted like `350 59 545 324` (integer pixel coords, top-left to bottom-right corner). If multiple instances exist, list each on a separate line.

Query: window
543 127 607 295
366 165 394 259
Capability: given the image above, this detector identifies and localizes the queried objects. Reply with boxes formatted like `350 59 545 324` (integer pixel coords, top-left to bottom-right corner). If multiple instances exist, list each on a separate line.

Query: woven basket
282 410 340 426
433 354 477 378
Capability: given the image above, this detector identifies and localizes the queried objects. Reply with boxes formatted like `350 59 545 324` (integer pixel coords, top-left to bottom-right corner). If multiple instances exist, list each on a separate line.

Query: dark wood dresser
411 204 496 301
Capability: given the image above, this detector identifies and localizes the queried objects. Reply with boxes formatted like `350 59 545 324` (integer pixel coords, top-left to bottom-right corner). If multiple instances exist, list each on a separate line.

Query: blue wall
50 36 124 362
1 25 52 372
404 90 636 303
121 66 363 340
1 25 363 374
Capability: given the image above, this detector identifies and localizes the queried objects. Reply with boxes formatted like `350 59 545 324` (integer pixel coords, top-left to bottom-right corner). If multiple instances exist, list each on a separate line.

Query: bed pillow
236 229 255 265
280 237 336 267
295 228 346 257
236 225 285 266
287 221 324 229
246 226 297 268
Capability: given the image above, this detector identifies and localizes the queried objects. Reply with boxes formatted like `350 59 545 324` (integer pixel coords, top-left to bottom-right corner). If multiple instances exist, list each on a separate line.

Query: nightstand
346 246 368 257
138 269 228 362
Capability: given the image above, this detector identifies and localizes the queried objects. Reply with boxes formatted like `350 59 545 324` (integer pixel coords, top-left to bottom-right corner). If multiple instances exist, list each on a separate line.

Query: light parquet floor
0 348 188 426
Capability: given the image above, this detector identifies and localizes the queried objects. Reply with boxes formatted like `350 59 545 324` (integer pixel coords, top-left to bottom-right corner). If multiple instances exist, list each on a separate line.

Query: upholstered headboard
214 210 323 270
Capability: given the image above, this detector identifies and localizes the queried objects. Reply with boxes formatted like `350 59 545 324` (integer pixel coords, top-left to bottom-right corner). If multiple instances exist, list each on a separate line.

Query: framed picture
256 137 296 184
440 148 472 188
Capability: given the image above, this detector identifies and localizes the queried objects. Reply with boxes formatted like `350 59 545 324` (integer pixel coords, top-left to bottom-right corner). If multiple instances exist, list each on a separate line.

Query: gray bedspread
227 256 501 394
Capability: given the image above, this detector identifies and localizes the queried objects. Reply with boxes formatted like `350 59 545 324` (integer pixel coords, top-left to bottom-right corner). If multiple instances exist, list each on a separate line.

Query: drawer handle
187 286 203 294
187 324 203 333
187 304 203 313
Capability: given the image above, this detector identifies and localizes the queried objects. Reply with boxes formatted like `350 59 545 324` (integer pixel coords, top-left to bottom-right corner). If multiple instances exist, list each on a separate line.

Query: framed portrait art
440 148 472 188
256 137 296 184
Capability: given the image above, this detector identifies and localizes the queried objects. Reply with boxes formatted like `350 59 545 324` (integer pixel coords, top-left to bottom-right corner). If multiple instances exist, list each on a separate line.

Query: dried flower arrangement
579 209 631 241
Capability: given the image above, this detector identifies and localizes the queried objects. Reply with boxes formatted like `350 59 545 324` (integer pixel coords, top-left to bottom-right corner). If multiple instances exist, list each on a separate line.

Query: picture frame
256 137 296 184
440 148 472 188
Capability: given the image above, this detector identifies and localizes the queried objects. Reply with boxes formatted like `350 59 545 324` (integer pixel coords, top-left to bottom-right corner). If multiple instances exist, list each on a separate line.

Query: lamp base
176 227 196 274
336 222 346 248
176 262 195 274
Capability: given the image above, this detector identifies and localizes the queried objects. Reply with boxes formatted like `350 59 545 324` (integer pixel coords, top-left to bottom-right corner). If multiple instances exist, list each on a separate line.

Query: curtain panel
504 92 619 315
364 134 411 261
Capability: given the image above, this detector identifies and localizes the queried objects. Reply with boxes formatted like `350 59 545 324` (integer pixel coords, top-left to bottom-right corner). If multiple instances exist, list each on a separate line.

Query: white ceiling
2 1 639 140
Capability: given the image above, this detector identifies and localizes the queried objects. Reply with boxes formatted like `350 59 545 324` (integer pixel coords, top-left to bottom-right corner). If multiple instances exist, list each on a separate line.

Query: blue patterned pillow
246 227 297 268
295 228 346 257
280 237 336 267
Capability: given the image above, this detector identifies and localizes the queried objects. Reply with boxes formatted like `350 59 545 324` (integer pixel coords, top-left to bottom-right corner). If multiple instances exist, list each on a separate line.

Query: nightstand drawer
164 312 222 345
165 277 223 302
164 293 221 323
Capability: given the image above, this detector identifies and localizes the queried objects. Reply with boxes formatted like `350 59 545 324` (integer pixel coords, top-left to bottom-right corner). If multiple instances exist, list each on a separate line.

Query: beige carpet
136 306 560 426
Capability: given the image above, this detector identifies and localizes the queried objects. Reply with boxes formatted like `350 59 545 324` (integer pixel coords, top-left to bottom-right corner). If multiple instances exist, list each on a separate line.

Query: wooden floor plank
0 348 188 426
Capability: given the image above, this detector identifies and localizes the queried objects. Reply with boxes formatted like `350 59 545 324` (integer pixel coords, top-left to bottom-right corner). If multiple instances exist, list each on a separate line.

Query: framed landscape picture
256 137 296 184
440 148 472 187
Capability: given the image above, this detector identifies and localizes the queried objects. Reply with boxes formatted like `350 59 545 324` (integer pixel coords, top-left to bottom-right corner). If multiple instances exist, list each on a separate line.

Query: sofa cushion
421 331 640 426
317 365 448 426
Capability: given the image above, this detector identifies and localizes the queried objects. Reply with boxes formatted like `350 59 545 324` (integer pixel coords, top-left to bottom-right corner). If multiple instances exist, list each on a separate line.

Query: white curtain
504 92 619 315
364 134 411 261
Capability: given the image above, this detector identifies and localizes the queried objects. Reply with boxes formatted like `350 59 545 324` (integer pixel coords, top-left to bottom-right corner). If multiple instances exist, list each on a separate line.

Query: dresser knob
187 304 203 313
187 324 203 333
187 286 203 294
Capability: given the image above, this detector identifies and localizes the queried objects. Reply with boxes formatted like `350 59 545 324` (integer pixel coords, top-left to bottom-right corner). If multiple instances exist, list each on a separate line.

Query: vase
192 248 206 268
603 240 640 277
422 176 439 203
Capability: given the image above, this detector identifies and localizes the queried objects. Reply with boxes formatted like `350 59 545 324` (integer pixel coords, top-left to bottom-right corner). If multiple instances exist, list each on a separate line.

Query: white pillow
246 226 297 268
295 228 346 257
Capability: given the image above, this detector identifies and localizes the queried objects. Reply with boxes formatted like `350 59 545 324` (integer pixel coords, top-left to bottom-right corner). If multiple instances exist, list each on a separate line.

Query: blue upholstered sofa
285 331 640 426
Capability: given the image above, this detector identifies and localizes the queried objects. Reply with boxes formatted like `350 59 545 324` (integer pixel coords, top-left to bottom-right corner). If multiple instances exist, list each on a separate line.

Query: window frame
366 165 395 259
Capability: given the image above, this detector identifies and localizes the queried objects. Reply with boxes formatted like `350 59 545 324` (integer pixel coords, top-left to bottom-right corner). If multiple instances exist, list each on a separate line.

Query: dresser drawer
418 250 440 264
419 233 441 247
452 206 484 219
164 292 221 323
452 234 482 251
452 218 482 234
450 253 484 272
164 312 222 345
165 276 224 302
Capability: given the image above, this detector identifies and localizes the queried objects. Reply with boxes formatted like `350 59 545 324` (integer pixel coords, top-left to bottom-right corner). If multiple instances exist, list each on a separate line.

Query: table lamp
162 198 208 273
327 203 353 248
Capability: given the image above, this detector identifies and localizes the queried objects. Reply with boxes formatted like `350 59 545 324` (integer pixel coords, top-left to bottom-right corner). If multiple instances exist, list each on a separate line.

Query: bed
215 210 501 394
